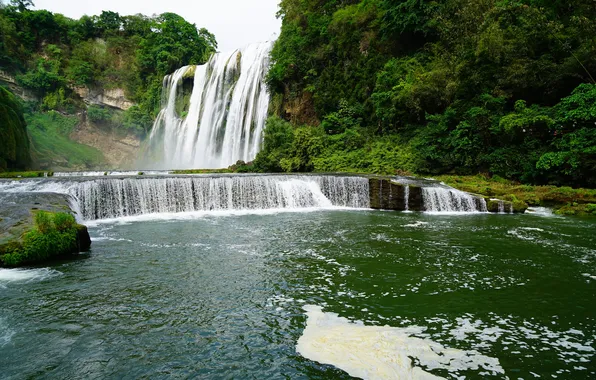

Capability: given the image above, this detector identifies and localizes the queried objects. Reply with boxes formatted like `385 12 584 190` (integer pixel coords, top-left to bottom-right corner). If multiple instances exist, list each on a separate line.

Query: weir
0 174 524 222
144 42 273 169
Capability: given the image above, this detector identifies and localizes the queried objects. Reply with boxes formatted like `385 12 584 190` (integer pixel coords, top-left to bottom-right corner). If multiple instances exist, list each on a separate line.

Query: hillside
0 1 217 170
255 0 596 188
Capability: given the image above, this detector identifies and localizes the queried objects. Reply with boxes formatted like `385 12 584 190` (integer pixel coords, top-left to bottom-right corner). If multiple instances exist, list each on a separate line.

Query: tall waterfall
144 42 273 169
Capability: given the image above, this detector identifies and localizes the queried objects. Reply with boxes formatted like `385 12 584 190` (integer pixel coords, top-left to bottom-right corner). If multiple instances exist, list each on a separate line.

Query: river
1 208 594 378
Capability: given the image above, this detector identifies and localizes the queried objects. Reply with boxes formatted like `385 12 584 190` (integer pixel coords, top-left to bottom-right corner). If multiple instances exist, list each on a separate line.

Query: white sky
33 0 282 53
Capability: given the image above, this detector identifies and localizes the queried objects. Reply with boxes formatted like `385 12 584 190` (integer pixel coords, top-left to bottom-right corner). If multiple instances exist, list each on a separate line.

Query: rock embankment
0 192 91 267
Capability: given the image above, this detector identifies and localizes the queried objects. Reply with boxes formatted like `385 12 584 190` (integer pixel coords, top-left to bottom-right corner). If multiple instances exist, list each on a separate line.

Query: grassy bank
434 175 596 216
26 111 105 170
0 171 53 178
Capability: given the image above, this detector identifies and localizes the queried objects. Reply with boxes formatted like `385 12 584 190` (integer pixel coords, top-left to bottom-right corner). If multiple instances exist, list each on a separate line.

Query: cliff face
73 87 135 111
70 119 141 169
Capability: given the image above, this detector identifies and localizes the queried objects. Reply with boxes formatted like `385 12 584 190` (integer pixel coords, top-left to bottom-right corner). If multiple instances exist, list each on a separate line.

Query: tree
10 0 34 12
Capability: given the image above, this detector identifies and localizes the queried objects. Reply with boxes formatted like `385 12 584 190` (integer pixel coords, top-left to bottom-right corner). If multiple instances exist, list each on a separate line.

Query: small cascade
422 187 487 213
498 200 505 214
144 42 273 169
404 185 410 211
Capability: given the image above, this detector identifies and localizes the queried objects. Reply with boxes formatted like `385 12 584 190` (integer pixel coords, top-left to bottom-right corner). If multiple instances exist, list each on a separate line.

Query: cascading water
422 186 487 213
0 176 369 221
404 185 410 212
144 42 273 169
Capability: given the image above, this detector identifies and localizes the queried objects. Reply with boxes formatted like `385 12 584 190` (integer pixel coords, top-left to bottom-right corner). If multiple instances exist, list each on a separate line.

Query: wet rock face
368 178 423 212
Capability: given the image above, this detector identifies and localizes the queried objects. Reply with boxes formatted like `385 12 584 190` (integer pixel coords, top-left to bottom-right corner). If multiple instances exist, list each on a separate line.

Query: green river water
1 210 594 379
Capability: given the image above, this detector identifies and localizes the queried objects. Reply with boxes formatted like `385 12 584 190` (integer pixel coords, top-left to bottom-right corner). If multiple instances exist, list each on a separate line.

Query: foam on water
84 206 361 227
526 207 556 217
53 171 172 177
422 186 487 213
0 268 61 287
297 305 505 380
0 317 15 347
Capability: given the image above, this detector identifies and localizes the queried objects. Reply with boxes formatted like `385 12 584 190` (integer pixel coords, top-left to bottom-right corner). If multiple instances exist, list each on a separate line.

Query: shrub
35 211 54 234
53 212 75 232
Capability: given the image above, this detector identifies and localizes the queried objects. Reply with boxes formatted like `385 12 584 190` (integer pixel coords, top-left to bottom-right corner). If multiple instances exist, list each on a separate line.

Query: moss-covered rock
512 200 529 214
0 192 91 267
555 203 596 216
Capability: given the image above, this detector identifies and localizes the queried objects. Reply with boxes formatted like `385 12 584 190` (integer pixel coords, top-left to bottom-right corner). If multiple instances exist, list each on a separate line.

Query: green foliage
87 104 111 123
0 86 31 171
0 211 79 267
269 0 596 187
0 6 217 131
253 117 420 175
34 210 53 233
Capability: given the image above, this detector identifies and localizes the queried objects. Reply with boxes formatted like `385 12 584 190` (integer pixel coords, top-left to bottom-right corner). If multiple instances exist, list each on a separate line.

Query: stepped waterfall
0 176 370 221
144 42 273 169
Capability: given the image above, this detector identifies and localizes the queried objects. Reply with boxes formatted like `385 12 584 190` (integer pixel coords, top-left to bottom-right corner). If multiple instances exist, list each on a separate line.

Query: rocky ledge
0 192 91 267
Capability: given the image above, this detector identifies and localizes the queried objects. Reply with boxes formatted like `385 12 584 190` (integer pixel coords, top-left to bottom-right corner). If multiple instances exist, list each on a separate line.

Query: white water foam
0 268 61 287
0 317 15 347
83 207 363 227
297 305 505 380
53 171 171 177
526 207 556 217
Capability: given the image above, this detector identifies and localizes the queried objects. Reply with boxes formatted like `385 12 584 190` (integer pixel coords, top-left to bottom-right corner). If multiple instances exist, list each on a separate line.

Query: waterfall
144 42 273 169
0 175 369 221
498 200 505 214
404 185 410 211
422 187 487 213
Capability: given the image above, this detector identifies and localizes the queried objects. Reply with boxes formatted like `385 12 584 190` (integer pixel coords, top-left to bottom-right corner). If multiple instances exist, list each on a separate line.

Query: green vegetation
264 0 596 188
0 86 30 171
0 0 217 170
0 2 216 120
25 109 105 169
0 210 81 267
0 170 52 178
253 116 420 174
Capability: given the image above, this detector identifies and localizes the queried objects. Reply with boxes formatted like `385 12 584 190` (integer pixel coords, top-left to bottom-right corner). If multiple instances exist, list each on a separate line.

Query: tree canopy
261 0 596 187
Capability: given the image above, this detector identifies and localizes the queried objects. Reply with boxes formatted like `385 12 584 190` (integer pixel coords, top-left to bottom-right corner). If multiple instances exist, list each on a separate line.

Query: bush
35 211 54 234
87 105 112 123
53 212 75 232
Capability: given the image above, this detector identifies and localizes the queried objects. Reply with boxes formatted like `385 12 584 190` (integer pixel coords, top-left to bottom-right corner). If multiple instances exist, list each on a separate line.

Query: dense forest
0 0 216 169
255 0 596 187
